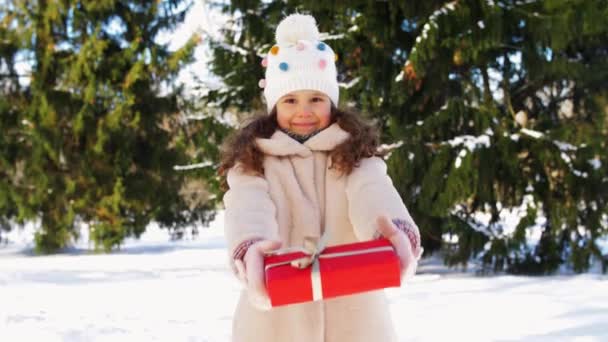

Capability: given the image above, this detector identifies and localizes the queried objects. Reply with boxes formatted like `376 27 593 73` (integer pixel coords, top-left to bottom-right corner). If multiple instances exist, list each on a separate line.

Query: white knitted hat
259 14 339 111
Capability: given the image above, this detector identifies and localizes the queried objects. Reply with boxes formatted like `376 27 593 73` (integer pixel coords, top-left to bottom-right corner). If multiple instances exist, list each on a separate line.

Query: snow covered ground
1 213 607 342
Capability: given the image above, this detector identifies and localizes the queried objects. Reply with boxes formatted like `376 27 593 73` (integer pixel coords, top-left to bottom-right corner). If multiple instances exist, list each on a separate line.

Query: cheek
317 105 332 127
276 110 291 129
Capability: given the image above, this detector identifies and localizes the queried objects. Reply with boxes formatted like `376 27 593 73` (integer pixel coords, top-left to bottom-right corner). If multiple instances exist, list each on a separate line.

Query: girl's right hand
242 239 282 310
376 216 419 281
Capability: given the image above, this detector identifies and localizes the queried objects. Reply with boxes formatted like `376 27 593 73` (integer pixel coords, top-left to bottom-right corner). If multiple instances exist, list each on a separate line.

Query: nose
297 103 313 116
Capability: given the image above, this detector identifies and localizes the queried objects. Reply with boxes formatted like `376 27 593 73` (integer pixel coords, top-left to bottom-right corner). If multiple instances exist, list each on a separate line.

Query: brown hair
218 106 383 189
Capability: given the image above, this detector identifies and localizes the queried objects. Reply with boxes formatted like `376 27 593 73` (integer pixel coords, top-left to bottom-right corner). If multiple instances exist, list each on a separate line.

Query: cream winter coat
223 122 418 342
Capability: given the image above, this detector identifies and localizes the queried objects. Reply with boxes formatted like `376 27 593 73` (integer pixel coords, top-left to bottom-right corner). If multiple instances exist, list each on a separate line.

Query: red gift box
263 238 401 307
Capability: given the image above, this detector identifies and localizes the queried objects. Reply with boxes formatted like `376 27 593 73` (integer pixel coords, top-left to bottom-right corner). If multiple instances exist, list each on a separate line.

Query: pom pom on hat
275 14 320 45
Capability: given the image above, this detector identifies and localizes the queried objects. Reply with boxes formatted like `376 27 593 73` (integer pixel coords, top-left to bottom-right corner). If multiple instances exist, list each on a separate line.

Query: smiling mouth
292 122 316 126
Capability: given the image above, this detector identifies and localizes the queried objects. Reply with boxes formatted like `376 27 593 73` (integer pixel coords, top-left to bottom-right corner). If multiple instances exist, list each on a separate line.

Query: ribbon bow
264 235 328 269
289 236 327 269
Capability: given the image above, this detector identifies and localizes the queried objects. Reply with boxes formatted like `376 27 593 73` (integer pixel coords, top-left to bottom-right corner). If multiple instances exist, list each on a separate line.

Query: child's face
275 90 332 136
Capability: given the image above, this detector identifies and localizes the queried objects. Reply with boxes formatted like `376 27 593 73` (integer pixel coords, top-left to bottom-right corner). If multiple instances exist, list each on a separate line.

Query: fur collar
255 123 350 157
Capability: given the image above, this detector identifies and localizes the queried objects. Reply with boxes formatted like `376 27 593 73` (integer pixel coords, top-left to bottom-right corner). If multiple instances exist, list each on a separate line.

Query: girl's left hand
376 215 418 281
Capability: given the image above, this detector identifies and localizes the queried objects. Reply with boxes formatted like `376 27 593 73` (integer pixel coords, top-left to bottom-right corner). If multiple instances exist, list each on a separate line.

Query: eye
312 97 324 102
283 98 296 104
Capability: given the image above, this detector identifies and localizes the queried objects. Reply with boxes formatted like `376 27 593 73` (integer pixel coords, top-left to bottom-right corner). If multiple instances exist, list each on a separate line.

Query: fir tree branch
481 67 493 105
503 52 516 119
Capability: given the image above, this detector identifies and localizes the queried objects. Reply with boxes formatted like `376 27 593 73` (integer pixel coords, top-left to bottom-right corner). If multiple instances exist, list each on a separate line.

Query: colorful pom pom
317 42 326 51
296 41 306 51
258 79 266 88
279 62 289 71
318 59 327 69
270 46 280 55
261 57 268 67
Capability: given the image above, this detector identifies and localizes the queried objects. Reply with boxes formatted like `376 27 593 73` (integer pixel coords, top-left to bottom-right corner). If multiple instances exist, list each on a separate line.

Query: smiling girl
276 90 331 138
218 14 422 342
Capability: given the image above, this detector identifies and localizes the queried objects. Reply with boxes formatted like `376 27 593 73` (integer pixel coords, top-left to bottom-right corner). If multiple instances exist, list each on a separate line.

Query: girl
219 14 422 342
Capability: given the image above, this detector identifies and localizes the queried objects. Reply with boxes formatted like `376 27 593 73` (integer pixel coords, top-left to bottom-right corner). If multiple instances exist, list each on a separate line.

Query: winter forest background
1 0 607 340
2 0 607 272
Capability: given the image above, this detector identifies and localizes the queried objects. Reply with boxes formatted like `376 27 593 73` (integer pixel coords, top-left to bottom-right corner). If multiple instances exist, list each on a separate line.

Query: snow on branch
444 132 492 150
339 77 360 89
173 161 214 171
515 128 591 178
553 140 577 151
216 41 249 56
319 33 345 41
378 140 404 160
521 128 544 139
198 27 249 56
451 194 544 246
434 129 493 168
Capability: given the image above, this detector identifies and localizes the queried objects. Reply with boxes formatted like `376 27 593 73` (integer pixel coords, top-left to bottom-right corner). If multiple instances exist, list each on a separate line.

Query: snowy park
2 1 608 341
1 212 606 342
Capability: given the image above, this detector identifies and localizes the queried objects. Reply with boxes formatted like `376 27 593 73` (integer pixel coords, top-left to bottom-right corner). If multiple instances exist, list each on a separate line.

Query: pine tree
0 6 23 241
0 0 215 252
199 0 607 273
392 0 608 273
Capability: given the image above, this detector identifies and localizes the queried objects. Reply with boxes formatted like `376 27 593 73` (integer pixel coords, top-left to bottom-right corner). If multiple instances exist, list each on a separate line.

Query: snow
1 213 607 341
173 161 214 171
454 148 467 168
318 33 345 41
411 1 458 51
450 195 548 251
378 141 404 152
338 76 360 89
445 132 492 150
554 140 578 151
394 71 404 82
521 128 544 139
588 158 602 170
572 169 589 178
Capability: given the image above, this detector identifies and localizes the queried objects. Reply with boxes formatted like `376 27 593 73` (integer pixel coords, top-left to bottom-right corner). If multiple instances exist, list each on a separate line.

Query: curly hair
218 106 383 189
